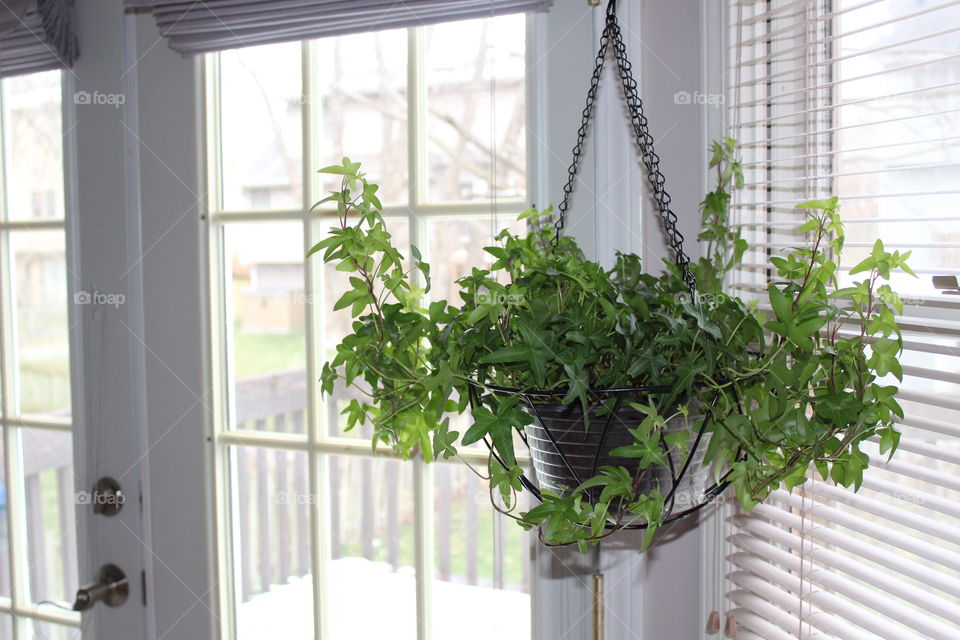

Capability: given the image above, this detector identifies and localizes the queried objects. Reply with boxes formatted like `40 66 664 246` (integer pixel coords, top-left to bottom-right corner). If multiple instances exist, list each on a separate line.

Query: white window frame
202 19 541 640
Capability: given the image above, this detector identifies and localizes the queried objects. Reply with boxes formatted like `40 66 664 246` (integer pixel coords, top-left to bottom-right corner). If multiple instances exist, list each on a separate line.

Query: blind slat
735 24 960 90
734 513 960 611
729 579 878 640
728 555 931 640
730 539 960 637
797 482 960 545
768 490 960 571
727 606 802 640
733 0 960 68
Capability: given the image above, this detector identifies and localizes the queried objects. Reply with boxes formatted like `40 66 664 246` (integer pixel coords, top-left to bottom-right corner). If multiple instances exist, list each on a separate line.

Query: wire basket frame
469 382 743 530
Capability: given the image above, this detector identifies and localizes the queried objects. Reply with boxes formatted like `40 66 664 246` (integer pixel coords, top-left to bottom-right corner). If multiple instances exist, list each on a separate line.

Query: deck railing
232 369 530 603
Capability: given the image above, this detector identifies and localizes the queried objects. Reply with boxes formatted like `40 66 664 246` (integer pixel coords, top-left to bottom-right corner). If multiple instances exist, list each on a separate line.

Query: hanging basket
471 383 738 530
471 0 744 531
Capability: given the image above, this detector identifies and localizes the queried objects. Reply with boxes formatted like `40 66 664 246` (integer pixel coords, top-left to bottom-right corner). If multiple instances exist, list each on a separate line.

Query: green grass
234 332 306 377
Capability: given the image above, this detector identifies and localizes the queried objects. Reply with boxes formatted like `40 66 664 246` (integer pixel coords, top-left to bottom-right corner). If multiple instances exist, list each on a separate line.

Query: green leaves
462 397 531 467
490 461 524 506
692 138 745 295
307 147 913 554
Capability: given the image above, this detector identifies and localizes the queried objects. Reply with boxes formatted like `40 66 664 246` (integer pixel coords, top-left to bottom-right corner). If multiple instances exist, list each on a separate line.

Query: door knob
72 564 128 611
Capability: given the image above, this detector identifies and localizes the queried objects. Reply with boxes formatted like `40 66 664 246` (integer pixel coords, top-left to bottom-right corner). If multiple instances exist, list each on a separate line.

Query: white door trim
67 3 215 638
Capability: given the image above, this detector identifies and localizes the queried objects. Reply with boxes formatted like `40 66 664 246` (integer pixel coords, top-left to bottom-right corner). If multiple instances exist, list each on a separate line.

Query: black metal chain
552 0 696 293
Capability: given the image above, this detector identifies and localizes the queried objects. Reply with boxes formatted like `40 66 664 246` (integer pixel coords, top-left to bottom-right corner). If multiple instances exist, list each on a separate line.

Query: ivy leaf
768 283 792 323
478 345 529 364
431 418 459 460
877 426 901 458
490 462 524 505
462 399 531 467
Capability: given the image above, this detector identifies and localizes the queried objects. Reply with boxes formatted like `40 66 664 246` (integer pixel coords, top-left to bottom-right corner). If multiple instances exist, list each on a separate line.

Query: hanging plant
310 152 913 550
310 1 914 551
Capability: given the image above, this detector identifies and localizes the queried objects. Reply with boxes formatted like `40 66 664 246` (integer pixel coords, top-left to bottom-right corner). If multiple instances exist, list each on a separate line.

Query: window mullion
301 37 331 640
409 28 426 209
5 426 29 620
407 26 435 640
413 459 434 640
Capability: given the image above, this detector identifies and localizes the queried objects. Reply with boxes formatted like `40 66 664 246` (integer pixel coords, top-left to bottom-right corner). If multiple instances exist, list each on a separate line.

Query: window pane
1 71 64 221
232 447 312 639
313 30 408 203
220 42 303 211
432 463 531 639
426 216 525 303
12 231 70 418
833 0 960 295
425 16 526 202
328 456 416 639
22 428 77 606
225 222 307 434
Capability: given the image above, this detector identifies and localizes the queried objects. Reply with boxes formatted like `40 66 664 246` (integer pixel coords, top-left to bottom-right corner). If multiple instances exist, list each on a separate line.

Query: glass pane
0 615 11 640
313 29 408 203
321 218 409 439
22 428 77 606
833 0 960 296
12 231 70 418
232 447 312 640
225 222 307 434
432 463 531 639
220 42 303 211
2 71 64 221
425 16 526 202
426 216 525 303
328 456 416 639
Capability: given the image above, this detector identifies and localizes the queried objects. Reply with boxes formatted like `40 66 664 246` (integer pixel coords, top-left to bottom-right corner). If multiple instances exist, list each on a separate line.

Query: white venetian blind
126 0 553 54
724 1 960 639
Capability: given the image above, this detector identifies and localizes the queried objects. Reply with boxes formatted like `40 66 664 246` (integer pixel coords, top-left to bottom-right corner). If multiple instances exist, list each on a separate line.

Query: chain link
553 0 696 293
